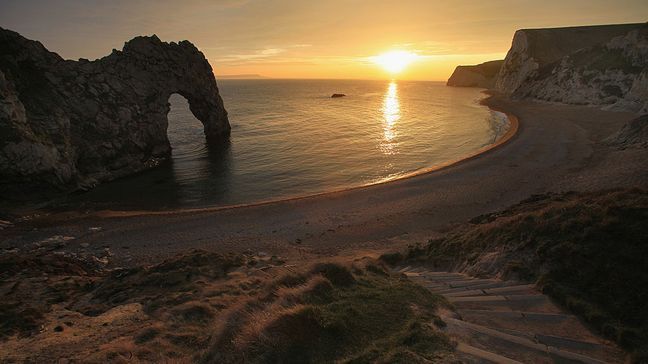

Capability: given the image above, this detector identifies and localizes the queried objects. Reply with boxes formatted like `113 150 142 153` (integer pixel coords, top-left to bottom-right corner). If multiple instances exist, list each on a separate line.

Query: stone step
455 342 523 364
458 312 618 361
434 281 522 294
419 283 449 290
413 278 498 289
396 269 625 362
457 310 599 343
443 284 538 298
444 288 489 297
407 273 467 281
443 279 498 288
405 266 426 273
449 295 544 303
395 265 412 272
411 275 474 282
413 272 467 278
484 284 537 295
444 318 608 364
450 294 564 314
407 275 465 282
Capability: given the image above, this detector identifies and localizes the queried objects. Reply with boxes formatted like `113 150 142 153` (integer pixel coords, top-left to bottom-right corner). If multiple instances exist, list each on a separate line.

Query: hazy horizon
1 0 646 81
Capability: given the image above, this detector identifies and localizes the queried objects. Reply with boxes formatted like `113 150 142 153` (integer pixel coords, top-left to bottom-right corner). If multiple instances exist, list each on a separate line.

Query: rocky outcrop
606 114 648 148
494 23 647 112
446 60 503 88
0 28 229 199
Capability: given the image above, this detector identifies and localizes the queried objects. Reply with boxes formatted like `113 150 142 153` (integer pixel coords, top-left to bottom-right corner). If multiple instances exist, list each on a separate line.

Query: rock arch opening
166 93 206 155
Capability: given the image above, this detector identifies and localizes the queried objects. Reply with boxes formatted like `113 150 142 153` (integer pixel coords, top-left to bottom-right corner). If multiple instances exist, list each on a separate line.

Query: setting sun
370 51 420 74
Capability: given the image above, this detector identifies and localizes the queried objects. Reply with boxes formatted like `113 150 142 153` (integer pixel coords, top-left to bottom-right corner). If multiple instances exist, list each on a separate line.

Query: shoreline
78 94 520 219
2 95 644 267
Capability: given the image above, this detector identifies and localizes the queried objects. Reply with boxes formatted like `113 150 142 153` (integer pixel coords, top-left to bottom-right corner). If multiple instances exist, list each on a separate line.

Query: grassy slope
0 249 455 363
397 188 648 359
201 261 455 363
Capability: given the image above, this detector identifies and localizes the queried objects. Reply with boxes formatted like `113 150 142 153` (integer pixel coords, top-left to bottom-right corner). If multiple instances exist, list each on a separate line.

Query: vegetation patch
202 261 455 363
1 247 454 363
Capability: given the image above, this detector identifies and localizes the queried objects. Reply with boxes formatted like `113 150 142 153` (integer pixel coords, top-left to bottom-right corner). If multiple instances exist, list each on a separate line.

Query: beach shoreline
85 93 520 219
1 95 645 267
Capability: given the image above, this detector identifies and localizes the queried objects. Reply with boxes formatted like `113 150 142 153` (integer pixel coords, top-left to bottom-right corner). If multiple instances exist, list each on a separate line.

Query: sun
370 50 419 74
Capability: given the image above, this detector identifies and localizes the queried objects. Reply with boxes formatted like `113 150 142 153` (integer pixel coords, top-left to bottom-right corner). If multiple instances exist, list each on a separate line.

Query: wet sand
2 95 646 265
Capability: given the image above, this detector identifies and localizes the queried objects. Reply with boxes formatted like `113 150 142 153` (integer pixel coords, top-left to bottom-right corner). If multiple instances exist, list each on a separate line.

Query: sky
1 0 646 81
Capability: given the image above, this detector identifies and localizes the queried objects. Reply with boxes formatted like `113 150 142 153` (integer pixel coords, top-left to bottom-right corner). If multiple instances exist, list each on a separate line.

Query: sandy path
2 96 645 265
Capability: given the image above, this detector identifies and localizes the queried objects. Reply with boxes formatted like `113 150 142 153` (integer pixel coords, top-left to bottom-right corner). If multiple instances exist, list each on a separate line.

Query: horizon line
214 76 449 82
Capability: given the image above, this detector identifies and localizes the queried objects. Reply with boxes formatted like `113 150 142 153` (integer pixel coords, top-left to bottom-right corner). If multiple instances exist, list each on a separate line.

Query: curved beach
2 95 645 265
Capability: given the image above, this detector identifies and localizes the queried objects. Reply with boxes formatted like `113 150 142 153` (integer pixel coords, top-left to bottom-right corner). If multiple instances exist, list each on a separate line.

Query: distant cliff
0 28 230 200
500 23 648 113
449 23 647 113
447 60 503 88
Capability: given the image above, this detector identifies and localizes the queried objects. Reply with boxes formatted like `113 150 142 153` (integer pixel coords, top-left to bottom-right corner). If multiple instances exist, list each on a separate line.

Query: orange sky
1 0 646 81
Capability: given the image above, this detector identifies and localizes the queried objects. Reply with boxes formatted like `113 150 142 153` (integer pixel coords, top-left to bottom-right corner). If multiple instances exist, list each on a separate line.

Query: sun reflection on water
381 81 400 154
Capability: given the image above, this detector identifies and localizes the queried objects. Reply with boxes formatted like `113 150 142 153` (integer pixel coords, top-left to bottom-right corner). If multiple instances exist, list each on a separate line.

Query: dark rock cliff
0 28 230 200
446 60 503 88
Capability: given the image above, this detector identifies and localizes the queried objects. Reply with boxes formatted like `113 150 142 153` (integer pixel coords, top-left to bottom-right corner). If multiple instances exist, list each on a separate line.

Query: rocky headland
449 23 648 113
446 60 503 88
0 28 230 201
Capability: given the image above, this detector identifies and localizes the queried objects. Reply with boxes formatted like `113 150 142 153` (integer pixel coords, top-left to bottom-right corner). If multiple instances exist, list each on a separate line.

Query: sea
63 79 509 210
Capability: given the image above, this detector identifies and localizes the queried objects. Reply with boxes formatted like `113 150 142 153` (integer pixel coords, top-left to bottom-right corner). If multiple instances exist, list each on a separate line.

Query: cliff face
0 28 230 199
447 60 503 88
495 23 647 113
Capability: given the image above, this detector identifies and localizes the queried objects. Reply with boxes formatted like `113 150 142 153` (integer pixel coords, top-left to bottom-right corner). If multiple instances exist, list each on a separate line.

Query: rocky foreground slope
450 23 648 113
0 28 230 200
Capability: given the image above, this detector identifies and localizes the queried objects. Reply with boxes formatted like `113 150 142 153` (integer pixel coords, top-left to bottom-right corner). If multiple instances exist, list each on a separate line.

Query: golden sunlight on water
73 81 506 210
381 81 400 155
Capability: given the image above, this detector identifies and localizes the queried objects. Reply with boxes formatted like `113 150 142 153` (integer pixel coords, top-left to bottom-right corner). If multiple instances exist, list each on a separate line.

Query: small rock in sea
331 93 346 98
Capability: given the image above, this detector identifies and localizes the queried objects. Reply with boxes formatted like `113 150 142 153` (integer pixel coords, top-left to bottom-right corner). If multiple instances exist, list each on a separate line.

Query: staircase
395 266 625 363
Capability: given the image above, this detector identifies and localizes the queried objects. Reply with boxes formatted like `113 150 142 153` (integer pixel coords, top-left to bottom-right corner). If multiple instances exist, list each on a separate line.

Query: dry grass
200 260 455 363
1 249 455 363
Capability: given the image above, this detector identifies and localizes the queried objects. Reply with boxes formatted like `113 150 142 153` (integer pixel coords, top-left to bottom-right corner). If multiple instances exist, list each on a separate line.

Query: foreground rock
0 28 230 200
446 60 503 88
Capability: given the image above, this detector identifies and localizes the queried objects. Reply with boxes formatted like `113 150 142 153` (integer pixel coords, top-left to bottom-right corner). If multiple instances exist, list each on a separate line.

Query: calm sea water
65 80 508 210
